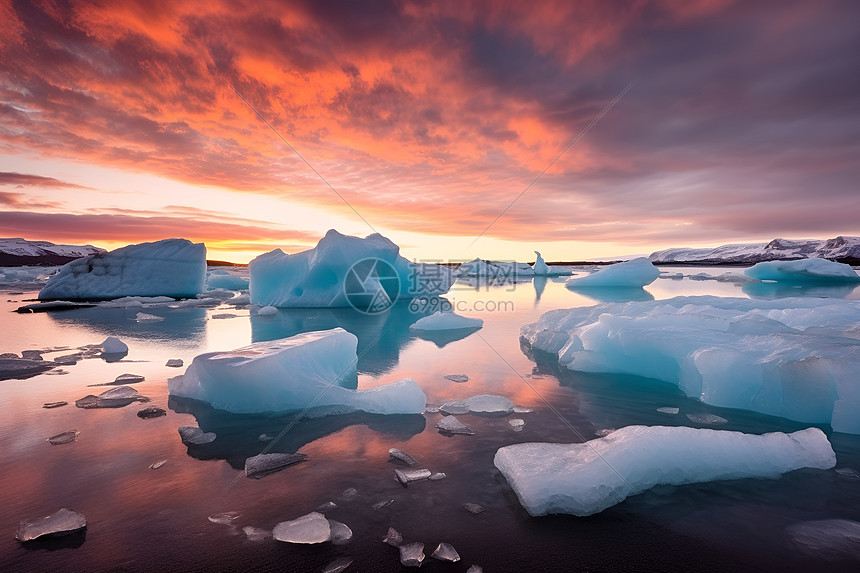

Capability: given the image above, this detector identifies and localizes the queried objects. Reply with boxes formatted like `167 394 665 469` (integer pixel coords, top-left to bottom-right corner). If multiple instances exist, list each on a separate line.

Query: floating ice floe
178 426 216 445
76 386 148 409
112 373 144 385
409 311 483 331
444 374 469 383
208 511 240 525
686 413 727 425
273 512 331 544
135 312 164 323
244 452 307 478
383 526 403 546
399 542 425 567
100 336 128 355
440 394 514 416
166 358 183 368
745 257 860 283
328 520 352 545
0 358 55 380
47 430 79 445
494 426 835 517
249 229 454 308
256 305 278 316
432 542 461 562
16 508 86 542
521 295 860 434
149 459 167 470
657 407 680 415
389 448 418 465
168 328 426 415
565 257 660 288
463 502 485 515
395 468 431 484
509 418 525 431
137 406 166 419
38 238 206 301
43 401 67 409
436 416 474 435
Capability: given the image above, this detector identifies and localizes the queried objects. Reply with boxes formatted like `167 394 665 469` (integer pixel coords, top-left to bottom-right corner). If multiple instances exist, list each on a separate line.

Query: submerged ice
521 296 860 434
168 328 425 415
494 426 835 517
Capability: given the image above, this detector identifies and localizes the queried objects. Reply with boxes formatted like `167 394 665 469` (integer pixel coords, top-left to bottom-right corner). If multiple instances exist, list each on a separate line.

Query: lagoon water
1 267 859 571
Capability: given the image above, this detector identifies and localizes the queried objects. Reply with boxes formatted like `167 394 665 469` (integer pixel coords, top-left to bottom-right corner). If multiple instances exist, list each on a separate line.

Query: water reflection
46 306 207 343
250 301 433 375
168 396 426 469
566 286 656 303
533 276 547 302
411 326 482 348
742 281 860 300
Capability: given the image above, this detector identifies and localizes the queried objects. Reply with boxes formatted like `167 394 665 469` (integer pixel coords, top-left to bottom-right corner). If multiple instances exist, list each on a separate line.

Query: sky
1 0 859 264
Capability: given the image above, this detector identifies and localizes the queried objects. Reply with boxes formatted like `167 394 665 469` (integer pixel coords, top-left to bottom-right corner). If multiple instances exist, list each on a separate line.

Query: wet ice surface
272 512 331 544
244 452 307 478
3 271 860 571
436 416 474 435
16 508 87 542
399 542 425 567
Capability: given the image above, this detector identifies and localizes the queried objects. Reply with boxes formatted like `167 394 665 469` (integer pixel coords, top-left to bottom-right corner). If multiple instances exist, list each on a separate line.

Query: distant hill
0 238 106 266
649 236 860 265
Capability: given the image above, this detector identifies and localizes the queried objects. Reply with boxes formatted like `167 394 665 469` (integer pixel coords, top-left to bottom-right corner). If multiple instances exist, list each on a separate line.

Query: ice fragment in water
463 503 485 515
113 373 145 384
149 459 167 470
466 566 483 573
439 400 469 415
178 426 216 445
372 499 394 510
686 413 727 425
424 403 440 413
328 519 352 545
273 512 331 544
256 305 278 316
47 430 79 445
395 468 432 485
316 501 337 512
436 416 474 435
100 336 128 354
388 448 417 465
0 358 55 379
135 312 164 322
383 526 403 546
258 433 275 441
513 406 534 414
208 512 240 525
137 406 166 419
341 487 358 501
429 472 446 480
43 401 67 409
467 394 514 415
657 407 680 415
444 374 469 383
787 519 860 560
16 508 86 542
508 418 525 431
53 354 79 365
322 557 354 573
245 452 307 478
432 542 461 562
76 386 148 408
399 542 425 567
165 358 183 368
242 526 272 541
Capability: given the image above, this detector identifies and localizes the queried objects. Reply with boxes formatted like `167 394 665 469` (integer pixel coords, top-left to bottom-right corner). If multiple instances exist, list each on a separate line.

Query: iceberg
565 257 660 288
532 251 570 276
745 258 860 283
100 336 128 355
409 311 483 331
249 229 454 308
168 328 426 415
206 269 249 291
494 426 836 517
521 296 860 434
39 238 206 300
16 508 87 542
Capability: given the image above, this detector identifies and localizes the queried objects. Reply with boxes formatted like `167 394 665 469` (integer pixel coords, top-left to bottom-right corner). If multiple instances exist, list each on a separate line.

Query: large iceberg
249 230 454 308
39 238 206 300
521 296 860 433
565 257 659 288
168 328 426 414
494 426 835 516
745 258 860 283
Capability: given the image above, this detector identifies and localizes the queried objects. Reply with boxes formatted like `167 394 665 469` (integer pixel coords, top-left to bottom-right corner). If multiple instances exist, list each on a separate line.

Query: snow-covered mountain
649 236 860 264
0 238 106 266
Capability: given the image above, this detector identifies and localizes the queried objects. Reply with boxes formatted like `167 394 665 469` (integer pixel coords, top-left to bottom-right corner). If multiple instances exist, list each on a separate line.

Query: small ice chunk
208 511 240 525
322 557 354 573
244 452 307 478
429 472 446 480
257 305 278 316
424 403 440 413
76 386 148 408
137 406 166 419
787 519 860 560
100 336 128 354
432 542 461 562
242 526 272 541
258 433 275 442
395 468 432 484
47 430 78 445
53 354 80 365
389 448 418 465
149 459 167 470
466 566 483 573
178 426 216 445
383 526 403 546
686 413 728 425
372 499 394 510
463 503 485 514
444 374 469 383
509 418 525 431
114 373 145 384
135 312 164 322
437 416 474 435
467 394 514 415
439 400 469 415
43 401 68 409
316 501 337 512
341 487 358 501
399 542 425 567
410 311 483 331
513 406 534 414
16 508 86 542
273 512 331 544
165 358 183 368
657 407 680 415
328 519 353 545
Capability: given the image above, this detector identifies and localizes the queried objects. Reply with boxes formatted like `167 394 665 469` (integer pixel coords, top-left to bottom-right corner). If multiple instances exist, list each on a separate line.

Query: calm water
1 268 859 572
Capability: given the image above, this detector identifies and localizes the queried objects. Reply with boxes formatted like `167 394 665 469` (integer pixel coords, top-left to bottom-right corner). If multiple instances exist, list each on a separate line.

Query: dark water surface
1 268 859 572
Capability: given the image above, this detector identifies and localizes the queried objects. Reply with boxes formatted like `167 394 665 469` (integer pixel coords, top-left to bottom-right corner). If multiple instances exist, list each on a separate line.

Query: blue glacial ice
565 257 660 288
39 238 206 300
745 257 860 283
249 229 454 307
167 328 426 415
206 269 249 290
521 296 860 434
494 426 835 517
